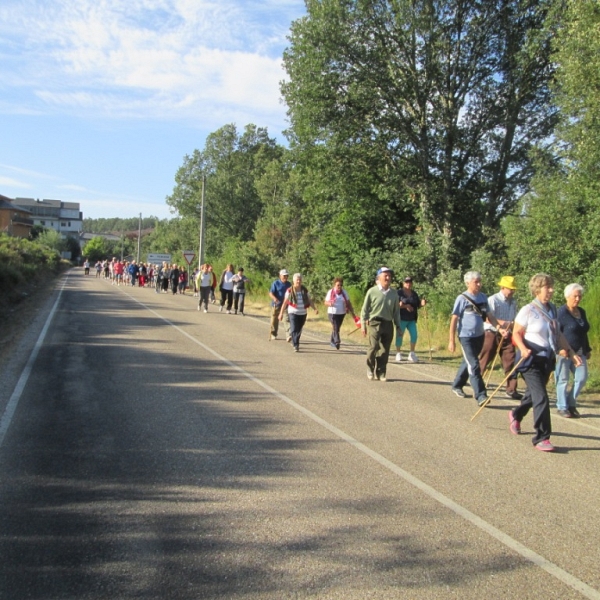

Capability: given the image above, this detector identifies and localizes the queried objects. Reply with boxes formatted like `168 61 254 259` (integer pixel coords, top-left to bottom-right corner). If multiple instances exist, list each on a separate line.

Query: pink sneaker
535 439 555 452
508 411 521 435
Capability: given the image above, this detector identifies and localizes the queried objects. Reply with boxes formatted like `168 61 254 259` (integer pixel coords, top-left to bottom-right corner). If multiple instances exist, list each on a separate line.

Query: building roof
0 194 33 214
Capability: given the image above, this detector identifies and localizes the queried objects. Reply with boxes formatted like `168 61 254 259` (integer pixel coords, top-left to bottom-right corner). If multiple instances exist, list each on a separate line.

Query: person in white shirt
279 273 318 352
324 277 356 350
219 264 236 314
509 273 580 452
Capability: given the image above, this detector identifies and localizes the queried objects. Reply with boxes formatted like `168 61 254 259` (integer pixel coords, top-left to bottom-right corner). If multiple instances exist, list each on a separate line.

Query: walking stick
347 315 362 336
422 306 433 362
470 355 526 422
483 336 502 387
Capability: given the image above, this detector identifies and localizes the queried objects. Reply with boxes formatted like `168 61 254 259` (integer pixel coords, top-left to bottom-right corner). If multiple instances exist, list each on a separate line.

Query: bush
0 234 62 296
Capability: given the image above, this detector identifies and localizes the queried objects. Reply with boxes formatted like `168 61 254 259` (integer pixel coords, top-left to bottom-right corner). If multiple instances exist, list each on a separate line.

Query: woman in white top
279 273 318 352
219 264 235 313
196 264 213 312
509 273 580 452
324 277 356 350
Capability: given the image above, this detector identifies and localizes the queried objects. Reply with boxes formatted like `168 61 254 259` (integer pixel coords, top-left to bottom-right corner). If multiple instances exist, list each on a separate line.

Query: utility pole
198 176 206 267
137 212 142 263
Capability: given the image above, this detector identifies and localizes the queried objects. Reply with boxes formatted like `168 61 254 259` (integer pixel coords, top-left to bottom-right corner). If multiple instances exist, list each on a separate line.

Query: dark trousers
199 286 211 309
289 312 307 349
512 356 554 446
479 331 518 394
453 335 486 401
329 313 345 347
220 288 233 311
366 320 394 376
234 292 245 314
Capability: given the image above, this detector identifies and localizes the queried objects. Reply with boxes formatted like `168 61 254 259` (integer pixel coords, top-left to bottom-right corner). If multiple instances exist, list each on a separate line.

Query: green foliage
37 229 63 253
0 233 62 290
282 0 558 278
166 124 284 258
82 236 109 263
83 216 161 233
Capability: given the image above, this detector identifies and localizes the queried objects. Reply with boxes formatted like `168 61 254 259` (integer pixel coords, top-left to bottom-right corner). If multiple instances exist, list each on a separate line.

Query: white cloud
0 0 302 125
0 175 31 189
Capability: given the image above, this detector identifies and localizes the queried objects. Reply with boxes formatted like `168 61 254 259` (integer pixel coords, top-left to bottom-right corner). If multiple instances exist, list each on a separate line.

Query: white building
13 198 83 239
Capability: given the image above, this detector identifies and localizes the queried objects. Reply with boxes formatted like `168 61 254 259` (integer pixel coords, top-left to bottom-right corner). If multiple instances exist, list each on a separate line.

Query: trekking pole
470 355 526 422
422 306 433 362
483 336 502 388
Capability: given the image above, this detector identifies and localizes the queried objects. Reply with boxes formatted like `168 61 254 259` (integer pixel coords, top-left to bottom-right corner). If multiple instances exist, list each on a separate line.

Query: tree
282 0 558 279
167 124 283 257
505 0 600 286
82 236 108 263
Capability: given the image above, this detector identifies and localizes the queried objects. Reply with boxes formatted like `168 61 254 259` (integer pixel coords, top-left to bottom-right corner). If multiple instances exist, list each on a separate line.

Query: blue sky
0 0 306 220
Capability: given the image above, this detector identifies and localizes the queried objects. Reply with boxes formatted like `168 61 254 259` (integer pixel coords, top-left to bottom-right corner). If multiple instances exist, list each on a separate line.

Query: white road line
0 275 68 448
126 290 600 600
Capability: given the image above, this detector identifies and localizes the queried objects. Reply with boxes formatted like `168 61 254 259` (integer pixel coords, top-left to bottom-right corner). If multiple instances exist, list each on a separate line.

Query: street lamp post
137 213 142 263
198 176 206 267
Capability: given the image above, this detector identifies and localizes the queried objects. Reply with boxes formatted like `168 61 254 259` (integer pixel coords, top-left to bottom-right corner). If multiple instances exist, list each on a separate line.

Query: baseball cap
279 269 289 276
377 266 392 276
404 276 413 282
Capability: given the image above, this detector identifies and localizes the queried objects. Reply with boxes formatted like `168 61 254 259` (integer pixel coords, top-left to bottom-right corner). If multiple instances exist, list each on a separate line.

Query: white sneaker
226 310 231 314
395 352 402 362
408 352 418 363
203 309 208 313
219 306 223 312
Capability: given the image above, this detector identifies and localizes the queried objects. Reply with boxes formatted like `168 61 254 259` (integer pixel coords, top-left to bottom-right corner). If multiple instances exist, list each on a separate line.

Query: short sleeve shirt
515 303 552 352
452 292 488 337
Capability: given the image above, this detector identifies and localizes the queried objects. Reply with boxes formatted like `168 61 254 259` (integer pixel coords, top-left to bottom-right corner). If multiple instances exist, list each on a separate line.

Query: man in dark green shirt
361 267 402 381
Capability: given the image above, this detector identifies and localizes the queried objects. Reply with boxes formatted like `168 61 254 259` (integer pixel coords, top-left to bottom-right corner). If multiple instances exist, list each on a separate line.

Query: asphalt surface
0 270 599 599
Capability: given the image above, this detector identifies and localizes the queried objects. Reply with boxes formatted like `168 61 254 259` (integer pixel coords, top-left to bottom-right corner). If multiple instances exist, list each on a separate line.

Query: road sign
182 251 196 265
147 253 171 264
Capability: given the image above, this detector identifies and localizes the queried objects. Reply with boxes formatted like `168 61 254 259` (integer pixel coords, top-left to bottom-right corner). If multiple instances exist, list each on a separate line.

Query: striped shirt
484 291 518 332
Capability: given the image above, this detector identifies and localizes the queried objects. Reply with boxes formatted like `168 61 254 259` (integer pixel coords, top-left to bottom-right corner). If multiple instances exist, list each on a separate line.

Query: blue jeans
453 335 486 401
555 355 588 410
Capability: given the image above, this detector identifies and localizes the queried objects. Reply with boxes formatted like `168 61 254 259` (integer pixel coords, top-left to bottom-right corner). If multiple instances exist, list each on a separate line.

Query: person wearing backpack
448 271 502 407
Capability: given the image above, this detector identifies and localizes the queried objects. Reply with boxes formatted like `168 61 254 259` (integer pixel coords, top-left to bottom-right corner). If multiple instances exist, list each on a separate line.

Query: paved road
0 270 599 599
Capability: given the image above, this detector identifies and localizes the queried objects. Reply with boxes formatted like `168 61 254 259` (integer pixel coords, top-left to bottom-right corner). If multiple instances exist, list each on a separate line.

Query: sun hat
498 275 517 290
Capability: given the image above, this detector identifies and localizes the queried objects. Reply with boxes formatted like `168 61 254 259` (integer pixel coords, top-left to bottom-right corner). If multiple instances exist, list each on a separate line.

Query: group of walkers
448 270 590 453
88 256 591 452
194 263 250 315
271 264 590 453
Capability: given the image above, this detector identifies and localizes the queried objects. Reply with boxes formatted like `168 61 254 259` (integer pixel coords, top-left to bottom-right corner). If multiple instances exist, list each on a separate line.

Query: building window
68 221 71 227
40 221 45 226
61 222 67 227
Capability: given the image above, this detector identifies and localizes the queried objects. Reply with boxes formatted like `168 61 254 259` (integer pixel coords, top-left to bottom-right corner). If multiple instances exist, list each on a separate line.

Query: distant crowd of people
84 258 189 294
85 257 591 453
